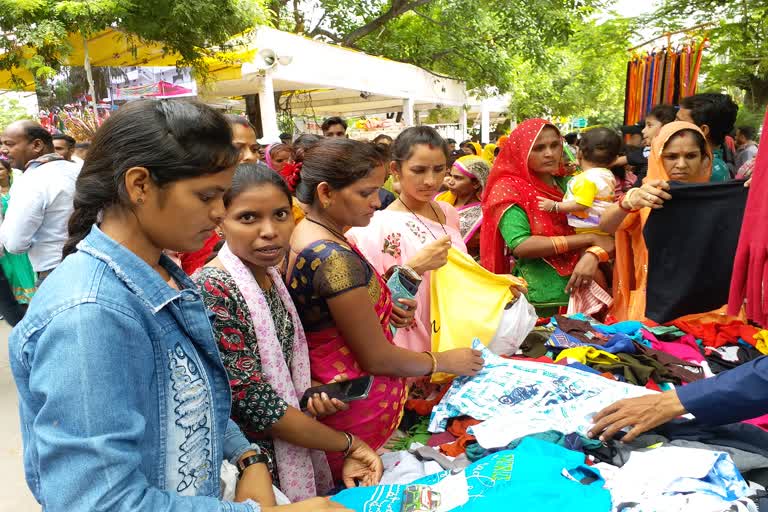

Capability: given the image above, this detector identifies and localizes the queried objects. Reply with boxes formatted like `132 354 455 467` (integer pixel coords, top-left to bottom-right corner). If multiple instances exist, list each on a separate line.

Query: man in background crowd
0 120 80 284
736 126 758 171
677 93 739 181
322 116 348 138
52 134 76 161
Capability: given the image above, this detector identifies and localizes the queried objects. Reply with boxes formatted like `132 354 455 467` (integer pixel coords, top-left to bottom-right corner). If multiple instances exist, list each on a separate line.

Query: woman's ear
316 181 333 209
389 160 401 177
123 167 152 206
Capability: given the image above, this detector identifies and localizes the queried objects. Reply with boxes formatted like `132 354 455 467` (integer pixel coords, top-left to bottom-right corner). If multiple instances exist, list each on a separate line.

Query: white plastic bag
487 294 537 356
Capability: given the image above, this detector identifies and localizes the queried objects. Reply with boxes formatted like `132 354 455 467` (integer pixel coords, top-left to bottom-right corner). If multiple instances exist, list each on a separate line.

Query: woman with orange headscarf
481 119 614 316
599 122 713 322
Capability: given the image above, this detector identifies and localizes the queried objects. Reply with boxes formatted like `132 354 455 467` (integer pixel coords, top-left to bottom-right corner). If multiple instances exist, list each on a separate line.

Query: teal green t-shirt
710 149 730 183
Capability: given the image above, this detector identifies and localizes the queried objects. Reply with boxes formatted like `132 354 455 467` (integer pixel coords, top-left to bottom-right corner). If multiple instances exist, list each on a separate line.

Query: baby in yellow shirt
538 128 622 235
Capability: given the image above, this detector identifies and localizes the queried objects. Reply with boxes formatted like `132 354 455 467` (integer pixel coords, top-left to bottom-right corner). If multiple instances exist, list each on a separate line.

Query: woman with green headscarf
435 155 491 259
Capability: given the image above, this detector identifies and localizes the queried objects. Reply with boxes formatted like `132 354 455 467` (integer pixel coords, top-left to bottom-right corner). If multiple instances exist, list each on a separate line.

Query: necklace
305 216 348 242
398 197 449 240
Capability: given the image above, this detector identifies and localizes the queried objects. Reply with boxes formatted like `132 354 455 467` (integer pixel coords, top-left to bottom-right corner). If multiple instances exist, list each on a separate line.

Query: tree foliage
0 0 267 84
505 16 634 126
0 97 31 129
647 0 768 110
269 0 607 94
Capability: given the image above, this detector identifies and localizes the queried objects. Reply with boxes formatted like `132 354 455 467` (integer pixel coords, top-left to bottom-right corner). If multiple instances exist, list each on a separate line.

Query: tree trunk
245 94 263 138
82 36 99 117
747 76 768 111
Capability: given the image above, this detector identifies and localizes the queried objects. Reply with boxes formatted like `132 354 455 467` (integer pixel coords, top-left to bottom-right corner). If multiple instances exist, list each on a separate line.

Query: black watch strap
237 453 270 473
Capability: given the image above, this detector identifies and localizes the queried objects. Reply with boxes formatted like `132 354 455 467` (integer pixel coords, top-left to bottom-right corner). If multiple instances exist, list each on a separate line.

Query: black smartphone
299 376 374 411
397 267 421 296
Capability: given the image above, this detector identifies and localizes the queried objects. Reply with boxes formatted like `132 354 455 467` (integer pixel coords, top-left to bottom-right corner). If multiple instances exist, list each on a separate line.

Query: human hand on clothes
264 497 353 512
622 180 672 210
537 197 557 212
407 235 452 275
587 391 687 443
341 436 383 488
436 348 484 376
306 376 351 418
745 177 752 188
391 298 417 329
565 252 600 293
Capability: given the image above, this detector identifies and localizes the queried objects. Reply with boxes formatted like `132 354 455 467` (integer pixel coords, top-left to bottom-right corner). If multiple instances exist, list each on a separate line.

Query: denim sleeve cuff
230 443 263 467
223 499 262 512
224 418 257 465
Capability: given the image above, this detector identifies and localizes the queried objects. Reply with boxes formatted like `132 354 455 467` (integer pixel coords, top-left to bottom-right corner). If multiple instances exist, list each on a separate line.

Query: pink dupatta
218 243 333 501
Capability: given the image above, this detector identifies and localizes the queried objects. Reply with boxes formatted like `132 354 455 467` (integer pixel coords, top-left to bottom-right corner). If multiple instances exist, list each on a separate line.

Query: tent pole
83 36 99 117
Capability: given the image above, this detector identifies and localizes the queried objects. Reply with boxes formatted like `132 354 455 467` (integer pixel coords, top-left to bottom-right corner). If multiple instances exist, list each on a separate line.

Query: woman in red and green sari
481 119 614 316
287 138 483 477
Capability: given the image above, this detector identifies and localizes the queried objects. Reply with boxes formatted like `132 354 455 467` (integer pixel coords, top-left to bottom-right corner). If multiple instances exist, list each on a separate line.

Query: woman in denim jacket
8 100 349 512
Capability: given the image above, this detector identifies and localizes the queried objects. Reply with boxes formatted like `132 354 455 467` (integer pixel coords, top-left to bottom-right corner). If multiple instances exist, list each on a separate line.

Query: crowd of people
0 91 765 511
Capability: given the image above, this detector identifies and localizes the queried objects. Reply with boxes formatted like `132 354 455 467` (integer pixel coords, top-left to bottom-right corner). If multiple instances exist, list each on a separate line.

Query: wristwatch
237 452 271 474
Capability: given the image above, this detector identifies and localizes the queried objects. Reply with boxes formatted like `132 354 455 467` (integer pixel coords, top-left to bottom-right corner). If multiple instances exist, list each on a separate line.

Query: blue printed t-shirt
332 437 611 512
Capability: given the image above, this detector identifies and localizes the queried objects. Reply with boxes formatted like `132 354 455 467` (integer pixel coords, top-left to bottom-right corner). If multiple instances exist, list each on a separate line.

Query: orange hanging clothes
610 122 712 322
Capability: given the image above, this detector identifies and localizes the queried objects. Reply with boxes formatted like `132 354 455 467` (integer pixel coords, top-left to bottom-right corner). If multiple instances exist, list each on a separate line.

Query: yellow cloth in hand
430 248 526 382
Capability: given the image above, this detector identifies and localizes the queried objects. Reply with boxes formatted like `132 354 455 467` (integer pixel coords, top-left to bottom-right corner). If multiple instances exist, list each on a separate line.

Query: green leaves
0 0 269 88
646 0 768 110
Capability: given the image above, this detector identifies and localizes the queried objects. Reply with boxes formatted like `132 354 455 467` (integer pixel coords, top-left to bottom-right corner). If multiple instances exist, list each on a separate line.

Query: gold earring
323 201 330 209
137 197 144 205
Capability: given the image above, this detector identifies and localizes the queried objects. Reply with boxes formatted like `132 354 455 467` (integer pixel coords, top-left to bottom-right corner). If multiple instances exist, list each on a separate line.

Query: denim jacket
9 226 260 511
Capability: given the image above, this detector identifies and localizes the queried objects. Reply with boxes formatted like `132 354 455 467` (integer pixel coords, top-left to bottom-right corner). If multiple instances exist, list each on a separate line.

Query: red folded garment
671 319 759 348
439 417 482 456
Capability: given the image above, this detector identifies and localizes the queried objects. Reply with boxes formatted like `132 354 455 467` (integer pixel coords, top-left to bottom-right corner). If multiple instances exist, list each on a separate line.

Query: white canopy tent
201 27 488 141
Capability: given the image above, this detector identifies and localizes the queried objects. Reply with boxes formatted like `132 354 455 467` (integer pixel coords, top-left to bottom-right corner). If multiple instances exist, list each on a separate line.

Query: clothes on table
332 438 612 512
595 445 751 512
379 448 445 485
640 330 705 364
644 181 748 324
654 421 768 460
671 319 759 349
464 429 602 462
705 345 763 374
439 417 481 457
554 345 703 385
429 340 653 433
547 327 636 355
751 330 768 356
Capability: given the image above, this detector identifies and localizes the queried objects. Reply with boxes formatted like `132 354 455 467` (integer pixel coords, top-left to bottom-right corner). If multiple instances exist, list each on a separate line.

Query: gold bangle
423 351 438 375
552 236 569 255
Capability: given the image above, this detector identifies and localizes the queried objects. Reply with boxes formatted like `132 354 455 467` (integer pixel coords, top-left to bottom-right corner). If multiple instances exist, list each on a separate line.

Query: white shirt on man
0 158 80 272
